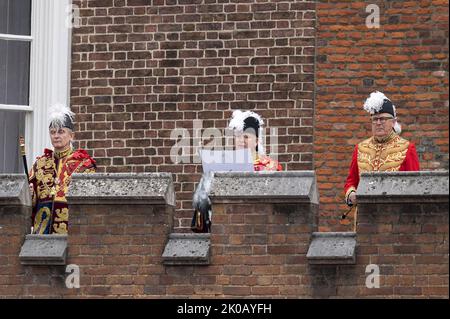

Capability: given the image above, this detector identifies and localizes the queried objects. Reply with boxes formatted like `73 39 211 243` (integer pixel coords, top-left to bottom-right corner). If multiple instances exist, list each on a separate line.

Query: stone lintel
208 171 319 205
19 234 68 265
307 232 357 265
66 173 175 206
357 171 449 204
162 233 211 265
0 174 31 206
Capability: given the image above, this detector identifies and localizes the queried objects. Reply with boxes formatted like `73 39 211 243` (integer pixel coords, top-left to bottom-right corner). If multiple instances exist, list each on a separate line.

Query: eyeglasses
371 116 394 124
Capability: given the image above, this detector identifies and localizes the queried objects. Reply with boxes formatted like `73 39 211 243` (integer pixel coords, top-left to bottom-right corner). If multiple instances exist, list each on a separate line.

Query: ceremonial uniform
254 154 282 172
28 104 96 234
191 110 282 233
29 147 96 234
344 131 420 200
344 91 420 206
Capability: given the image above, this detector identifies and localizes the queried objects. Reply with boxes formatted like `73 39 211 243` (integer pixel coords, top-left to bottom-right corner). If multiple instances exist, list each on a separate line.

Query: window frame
0 14 33 111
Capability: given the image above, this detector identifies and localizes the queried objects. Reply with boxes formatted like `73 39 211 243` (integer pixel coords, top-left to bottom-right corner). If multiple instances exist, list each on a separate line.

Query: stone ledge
162 233 210 265
307 232 356 265
357 171 449 204
66 173 175 206
0 174 31 206
19 234 67 265
208 171 319 204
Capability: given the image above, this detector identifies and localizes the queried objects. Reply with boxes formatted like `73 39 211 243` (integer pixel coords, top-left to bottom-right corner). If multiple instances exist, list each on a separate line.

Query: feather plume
228 110 265 155
363 91 390 115
48 104 75 129
228 110 264 132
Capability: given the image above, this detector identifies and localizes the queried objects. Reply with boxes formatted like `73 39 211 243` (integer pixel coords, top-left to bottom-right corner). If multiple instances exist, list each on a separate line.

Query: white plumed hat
228 110 265 155
48 104 75 130
363 91 401 134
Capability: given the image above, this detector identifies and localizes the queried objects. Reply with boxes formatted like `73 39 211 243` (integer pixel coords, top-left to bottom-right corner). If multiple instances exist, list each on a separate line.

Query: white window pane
0 110 25 173
0 0 32 36
0 39 30 105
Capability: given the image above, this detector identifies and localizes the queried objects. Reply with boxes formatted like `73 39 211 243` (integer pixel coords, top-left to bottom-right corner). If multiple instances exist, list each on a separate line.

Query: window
0 0 73 173
0 0 31 173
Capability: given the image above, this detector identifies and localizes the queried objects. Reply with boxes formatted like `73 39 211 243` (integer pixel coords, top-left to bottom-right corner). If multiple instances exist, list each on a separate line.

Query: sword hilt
19 136 30 181
19 136 26 156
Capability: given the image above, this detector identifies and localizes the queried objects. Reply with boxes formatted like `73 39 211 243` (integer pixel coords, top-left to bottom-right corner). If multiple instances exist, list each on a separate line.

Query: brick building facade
1 172 448 298
314 0 449 230
70 0 448 232
0 0 448 300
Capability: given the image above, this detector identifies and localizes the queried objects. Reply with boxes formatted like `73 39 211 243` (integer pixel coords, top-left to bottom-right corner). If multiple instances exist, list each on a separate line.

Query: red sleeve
73 149 97 172
399 142 420 171
344 145 359 195
80 157 97 171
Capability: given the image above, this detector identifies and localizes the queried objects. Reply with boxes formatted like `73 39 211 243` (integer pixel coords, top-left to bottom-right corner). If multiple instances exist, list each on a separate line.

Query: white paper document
199 149 254 173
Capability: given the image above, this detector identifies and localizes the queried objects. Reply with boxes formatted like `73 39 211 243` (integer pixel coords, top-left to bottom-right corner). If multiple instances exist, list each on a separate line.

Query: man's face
234 129 258 151
49 127 74 151
371 113 395 138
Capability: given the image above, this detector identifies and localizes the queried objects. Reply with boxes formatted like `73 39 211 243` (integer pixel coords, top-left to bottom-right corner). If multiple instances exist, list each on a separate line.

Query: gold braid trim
357 134 409 173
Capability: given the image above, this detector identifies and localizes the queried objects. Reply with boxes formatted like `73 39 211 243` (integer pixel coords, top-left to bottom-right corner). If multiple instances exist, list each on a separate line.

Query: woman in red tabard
228 110 282 172
192 110 282 233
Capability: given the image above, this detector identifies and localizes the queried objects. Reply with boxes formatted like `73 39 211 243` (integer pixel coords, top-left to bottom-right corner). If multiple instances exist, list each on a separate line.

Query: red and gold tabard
344 131 420 200
254 154 283 171
29 148 96 234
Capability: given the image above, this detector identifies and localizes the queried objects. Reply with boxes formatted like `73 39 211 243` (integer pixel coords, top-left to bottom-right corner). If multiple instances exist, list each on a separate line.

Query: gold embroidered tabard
357 133 410 173
29 148 96 234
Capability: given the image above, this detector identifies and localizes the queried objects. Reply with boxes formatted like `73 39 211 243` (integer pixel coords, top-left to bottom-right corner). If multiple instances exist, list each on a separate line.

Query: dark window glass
0 110 25 173
0 39 30 105
0 0 32 36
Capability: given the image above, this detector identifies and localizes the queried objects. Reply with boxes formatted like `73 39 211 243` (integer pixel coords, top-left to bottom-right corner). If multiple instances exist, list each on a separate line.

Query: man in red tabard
344 91 420 228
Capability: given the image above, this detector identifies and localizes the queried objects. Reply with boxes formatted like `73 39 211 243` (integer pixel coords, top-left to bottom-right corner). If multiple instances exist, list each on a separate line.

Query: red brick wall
1 197 448 298
314 1 449 231
70 1 449 232
70 0 316 231
354 202 449 298
0 205 31 296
